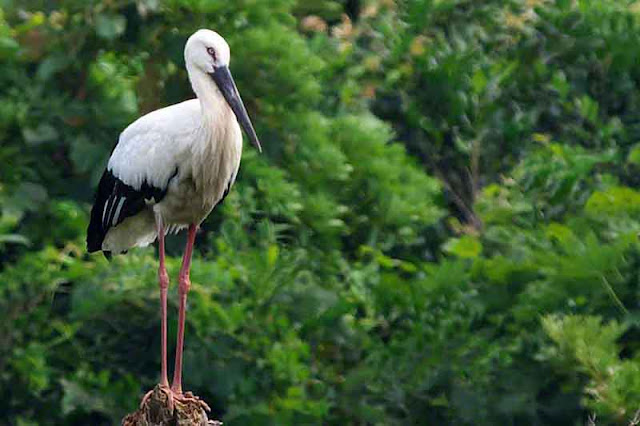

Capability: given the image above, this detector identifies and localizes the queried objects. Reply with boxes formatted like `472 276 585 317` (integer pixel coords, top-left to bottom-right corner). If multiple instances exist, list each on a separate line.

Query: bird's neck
186 65 241 202
187 64 234 127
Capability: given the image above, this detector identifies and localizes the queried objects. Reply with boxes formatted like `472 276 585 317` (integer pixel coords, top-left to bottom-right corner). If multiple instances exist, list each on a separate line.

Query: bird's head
185 29 230 73
185 29 262 152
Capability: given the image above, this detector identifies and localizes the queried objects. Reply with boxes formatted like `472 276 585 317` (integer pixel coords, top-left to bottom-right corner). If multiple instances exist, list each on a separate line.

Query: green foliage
543 315 640 421
1 0 640 425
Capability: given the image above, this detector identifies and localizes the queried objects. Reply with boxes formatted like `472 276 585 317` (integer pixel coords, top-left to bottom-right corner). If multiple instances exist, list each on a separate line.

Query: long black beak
209 65 262 152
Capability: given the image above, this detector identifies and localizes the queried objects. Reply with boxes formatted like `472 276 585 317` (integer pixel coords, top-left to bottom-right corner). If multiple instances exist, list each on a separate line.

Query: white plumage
109 100 202 191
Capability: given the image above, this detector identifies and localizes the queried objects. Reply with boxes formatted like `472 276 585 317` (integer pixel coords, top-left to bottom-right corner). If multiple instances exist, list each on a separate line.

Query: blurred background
1 0 639 424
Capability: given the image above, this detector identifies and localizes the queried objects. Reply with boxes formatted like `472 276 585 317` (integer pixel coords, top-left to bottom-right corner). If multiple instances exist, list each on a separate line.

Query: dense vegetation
1 0 639 424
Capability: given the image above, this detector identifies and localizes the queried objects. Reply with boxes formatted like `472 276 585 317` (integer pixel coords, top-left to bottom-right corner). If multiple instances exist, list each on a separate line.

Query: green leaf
9 182 48 212
0 35 19 59
70 136 109 175
443 235 482 259
585 186 640 217
0 234 29 245
36 54 70 81
471 69 487 94
628 143 640 165
22 124 58 145
95 14 126 40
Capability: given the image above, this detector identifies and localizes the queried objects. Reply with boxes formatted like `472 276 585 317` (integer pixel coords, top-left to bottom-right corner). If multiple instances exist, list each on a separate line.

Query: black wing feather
86 169 176 254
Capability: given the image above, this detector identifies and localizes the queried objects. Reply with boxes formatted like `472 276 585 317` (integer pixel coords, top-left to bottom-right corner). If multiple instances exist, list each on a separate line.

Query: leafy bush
1 0 639 425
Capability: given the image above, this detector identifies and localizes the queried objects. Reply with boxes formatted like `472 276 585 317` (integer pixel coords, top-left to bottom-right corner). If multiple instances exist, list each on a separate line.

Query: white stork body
101 97 242 254
86 29 262 401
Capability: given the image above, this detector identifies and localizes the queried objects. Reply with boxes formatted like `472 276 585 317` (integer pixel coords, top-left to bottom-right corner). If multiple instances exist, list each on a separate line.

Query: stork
86 29 261 406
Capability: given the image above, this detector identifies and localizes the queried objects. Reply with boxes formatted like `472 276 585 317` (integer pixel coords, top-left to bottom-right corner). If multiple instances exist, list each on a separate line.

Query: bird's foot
140 383 174 414
173 390 211 412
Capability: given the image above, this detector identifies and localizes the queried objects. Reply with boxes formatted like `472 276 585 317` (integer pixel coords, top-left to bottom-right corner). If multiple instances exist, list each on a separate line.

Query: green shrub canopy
1 1 639 424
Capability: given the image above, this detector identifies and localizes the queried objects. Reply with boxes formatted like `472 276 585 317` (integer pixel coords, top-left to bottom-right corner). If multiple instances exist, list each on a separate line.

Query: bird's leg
167 224 210 412
157 215 170 388
171 224 197 396
141 214 173 412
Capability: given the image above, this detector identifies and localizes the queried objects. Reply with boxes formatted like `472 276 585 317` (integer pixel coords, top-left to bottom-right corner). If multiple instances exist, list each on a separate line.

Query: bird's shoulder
107 99 201 190
121 99 202 140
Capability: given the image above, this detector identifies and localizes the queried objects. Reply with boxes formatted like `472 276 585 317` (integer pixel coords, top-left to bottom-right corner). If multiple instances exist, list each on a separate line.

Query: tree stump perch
122 385 222 426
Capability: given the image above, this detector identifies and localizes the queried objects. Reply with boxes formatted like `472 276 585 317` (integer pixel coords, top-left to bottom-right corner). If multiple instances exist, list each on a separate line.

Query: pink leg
171 224 197 395
141 215 173 410
156 215 170 388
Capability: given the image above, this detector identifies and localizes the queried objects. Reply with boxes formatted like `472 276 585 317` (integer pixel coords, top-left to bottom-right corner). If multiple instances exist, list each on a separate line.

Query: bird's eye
206 47 216 60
